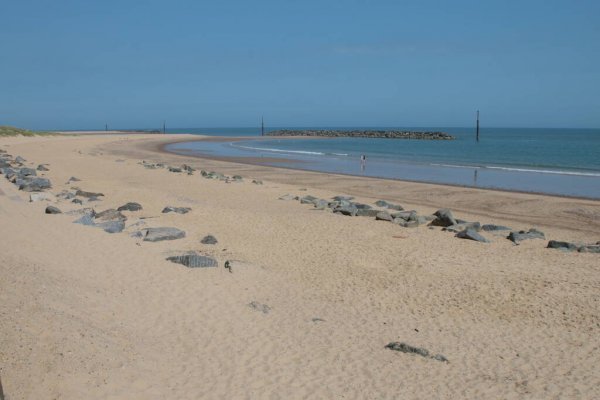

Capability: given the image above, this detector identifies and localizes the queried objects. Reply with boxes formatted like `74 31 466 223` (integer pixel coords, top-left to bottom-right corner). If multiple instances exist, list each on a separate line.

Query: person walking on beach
360 154 367 170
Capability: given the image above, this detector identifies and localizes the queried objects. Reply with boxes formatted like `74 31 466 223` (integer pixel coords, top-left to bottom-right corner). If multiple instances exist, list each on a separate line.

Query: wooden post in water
261 116 264 136
163 120 166 134
476 110 480 142
105 123 108 132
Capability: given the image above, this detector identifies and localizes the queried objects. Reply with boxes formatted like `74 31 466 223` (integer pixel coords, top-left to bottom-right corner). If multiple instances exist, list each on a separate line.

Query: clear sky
1 0 599 130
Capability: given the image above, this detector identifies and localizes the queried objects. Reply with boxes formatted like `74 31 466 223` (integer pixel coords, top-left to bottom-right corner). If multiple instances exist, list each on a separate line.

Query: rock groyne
265 129 454 140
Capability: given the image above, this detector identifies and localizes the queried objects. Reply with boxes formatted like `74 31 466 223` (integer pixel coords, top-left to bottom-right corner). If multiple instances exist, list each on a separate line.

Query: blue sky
1 0 599 129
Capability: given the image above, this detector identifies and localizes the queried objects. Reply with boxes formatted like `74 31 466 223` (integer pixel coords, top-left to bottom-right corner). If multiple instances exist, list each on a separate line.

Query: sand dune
1 134 599 399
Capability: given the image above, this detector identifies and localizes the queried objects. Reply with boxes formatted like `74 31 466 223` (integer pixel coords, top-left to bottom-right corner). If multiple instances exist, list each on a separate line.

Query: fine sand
1 133 599 399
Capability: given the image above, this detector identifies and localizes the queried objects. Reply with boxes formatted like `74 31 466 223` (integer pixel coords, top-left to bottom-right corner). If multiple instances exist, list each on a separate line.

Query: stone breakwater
265 130 455 140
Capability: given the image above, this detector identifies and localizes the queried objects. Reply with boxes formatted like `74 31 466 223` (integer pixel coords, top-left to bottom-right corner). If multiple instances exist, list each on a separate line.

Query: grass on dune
0 126 54 137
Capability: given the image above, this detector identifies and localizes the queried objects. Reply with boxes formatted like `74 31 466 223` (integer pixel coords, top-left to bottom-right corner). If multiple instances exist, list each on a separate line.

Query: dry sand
1 133 599 399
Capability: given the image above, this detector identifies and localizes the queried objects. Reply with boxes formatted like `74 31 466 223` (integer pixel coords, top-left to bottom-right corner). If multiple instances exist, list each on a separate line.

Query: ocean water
165 127 600 199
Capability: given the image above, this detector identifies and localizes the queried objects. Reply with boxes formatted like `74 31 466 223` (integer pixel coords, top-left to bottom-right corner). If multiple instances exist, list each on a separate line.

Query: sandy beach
1 133 599 399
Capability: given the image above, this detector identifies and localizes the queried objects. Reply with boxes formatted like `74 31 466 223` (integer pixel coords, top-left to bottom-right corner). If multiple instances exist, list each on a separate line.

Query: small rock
374 200 389 207
391 210 418 222
481 224 511 232
252 179 263 185
143 227 186 242
376 211 393 222
45 206 62 214
332 195 354 201
162 206 191 214
232 175 243 181
72 198 83 205
181 164 195 173
394 219 419 228
248 301 271 314
455 229 489 243
578 245 600 253
547 240 578 252
385 342 448 362
356 209 380 217
30 192 55 202
507 229 545 244
167 253 218 268
386 204 404 211
18 168 37 177
430 208 457 227
67 176 81 183
74 214 95 226
443 222 481 233
314 199 329 210
300 195 318 205
385 342 429 357
19 178 52 192
278 194 298 201
15 156 26 163
75 190 104 198
95 209 127 221
168 166 182 173
200 235 218 245
117 202 143 212
333 205 358 216
96 220 125 233
36 164 49 171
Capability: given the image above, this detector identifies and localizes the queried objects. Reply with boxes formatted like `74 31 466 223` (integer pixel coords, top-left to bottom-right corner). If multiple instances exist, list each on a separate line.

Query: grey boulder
143 227 186 242
333 205 358 216
547 240 578 252
579 245 600 253
455 229 489 243
96 220 126 234
200 235 218 245
45 206 62 214
356 209 380 217
385 342 448 363
117 202 143 212
95 209 127 221
481 224 511 232
430 208 457 227
507 229 545 244
166 252 218 268
19 178 52 192
162 206 191 214
300 195 318 205
76 190 104 198
376 211 393 222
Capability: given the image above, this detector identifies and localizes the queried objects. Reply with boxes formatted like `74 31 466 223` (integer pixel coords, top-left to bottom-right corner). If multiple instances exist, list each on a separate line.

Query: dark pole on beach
163 120 166 134
476 110 480 142
105 123 108 132
261 116 264 136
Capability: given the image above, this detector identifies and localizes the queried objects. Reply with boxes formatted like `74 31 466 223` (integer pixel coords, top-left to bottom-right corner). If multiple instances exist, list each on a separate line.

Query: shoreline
92 133 600 235
159 135 600 202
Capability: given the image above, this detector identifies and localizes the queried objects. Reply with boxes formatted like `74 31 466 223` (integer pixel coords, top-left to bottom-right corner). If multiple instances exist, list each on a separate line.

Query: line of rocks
284 193 598 252
2 155 231 274
1 152 52 192
265 129 455 140
139 160 263 185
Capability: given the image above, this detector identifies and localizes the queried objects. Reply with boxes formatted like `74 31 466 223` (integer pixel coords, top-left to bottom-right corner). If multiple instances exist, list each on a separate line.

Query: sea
162 127 600 199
